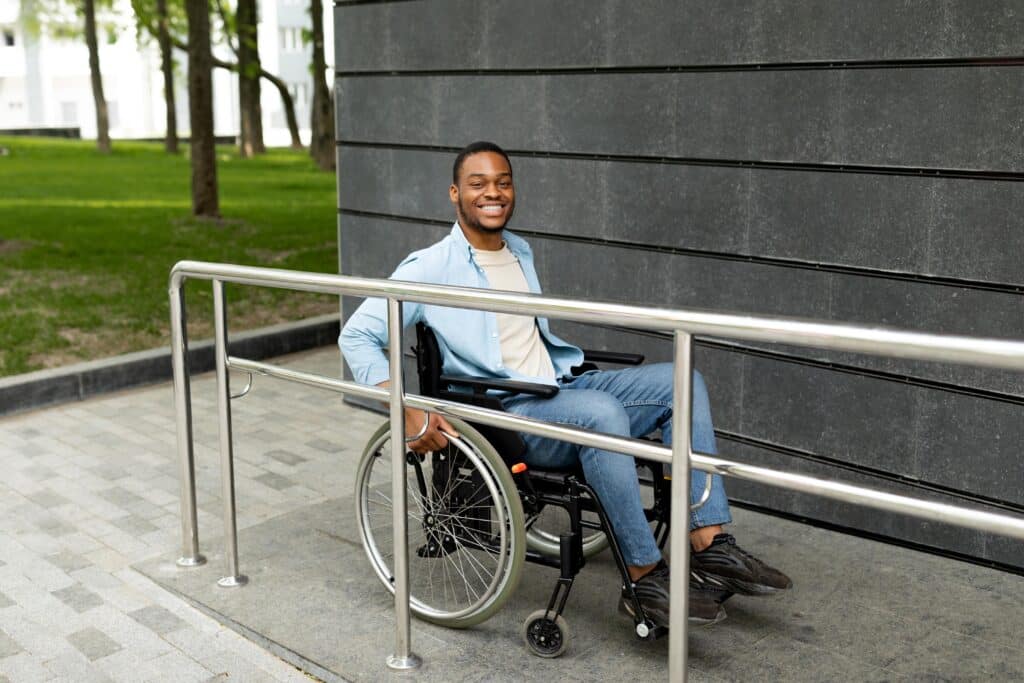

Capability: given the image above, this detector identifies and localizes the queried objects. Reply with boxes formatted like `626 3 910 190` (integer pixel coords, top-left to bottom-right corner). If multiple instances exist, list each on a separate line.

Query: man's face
450 151 515 235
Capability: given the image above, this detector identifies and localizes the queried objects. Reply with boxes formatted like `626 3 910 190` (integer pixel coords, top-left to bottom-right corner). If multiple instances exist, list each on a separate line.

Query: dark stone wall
333 0 1024 569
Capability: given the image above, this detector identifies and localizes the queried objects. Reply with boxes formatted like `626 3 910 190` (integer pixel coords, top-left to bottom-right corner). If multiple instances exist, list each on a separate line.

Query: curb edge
0 314 340 418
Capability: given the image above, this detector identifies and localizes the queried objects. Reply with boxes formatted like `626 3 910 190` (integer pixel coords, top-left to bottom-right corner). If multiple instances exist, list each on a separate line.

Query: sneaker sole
618 598 726 627
692 569 791 597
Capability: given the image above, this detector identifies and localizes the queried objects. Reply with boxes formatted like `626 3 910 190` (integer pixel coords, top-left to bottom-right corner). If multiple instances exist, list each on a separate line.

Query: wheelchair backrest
413 322 527 462
414 321 444 398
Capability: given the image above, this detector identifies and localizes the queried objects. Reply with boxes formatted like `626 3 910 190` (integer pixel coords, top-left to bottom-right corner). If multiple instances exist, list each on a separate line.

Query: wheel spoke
358 424 522 624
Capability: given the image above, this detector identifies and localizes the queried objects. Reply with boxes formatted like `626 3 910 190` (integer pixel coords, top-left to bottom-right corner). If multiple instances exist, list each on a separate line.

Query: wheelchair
354 323 703 657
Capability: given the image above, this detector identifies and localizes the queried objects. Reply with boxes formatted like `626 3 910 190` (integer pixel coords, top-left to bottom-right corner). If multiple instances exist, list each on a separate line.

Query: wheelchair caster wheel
522 609 570 658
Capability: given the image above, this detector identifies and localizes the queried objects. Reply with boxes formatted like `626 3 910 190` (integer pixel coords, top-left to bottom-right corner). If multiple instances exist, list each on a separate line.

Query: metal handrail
168 260 1024 682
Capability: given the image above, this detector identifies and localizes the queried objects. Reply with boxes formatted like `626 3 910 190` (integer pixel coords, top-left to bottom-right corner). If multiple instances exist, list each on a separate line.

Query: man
341 141 791 628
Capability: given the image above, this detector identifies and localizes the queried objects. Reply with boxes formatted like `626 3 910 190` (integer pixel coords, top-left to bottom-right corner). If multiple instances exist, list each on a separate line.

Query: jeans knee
581 393 630 435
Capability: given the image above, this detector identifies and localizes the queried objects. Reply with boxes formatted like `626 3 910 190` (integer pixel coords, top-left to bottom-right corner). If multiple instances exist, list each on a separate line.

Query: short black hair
452 141 512 184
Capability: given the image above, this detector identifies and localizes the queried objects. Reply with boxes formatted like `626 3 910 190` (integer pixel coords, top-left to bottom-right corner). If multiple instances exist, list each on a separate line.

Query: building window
2 29 15 46
61 101 78 125
279 27 303 52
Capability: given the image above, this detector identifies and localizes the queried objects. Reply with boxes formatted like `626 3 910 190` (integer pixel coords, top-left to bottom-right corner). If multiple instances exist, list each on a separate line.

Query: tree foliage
132 0 302 149
19 0 119 152
131 0 185 152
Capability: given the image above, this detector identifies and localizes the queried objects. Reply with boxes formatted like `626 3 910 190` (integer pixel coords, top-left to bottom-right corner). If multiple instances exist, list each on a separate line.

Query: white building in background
0 0 332 146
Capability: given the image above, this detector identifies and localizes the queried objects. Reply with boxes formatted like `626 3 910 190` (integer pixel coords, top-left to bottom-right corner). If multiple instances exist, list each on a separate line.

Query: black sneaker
619 560 726 627
690 533 793 596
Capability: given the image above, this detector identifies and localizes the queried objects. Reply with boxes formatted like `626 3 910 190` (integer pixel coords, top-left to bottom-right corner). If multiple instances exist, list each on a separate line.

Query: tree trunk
236 0 264 157
261 69 302 149
83 0 111 153
185 0 219 217
156 0 178 153
308 0 334 171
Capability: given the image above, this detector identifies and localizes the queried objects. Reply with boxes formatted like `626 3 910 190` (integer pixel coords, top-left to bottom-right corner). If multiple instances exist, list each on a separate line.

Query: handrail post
169 280 205 567
385 297 422 671
668 331 693 682
214 280 247 588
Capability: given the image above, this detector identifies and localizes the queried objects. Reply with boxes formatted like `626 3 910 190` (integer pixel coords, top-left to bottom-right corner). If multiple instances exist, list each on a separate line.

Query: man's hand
376 381 458 453
403 408 458 453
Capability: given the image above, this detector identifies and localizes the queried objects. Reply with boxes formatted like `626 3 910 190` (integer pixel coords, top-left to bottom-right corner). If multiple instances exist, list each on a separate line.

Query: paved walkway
0 348 362 682
2 346 1023 682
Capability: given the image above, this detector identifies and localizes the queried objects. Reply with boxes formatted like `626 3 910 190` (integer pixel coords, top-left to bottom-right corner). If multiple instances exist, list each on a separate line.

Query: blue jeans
503 363 732 566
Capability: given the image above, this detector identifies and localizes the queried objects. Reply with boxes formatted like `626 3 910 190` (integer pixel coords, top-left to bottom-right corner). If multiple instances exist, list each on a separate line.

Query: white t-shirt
472 243 556 381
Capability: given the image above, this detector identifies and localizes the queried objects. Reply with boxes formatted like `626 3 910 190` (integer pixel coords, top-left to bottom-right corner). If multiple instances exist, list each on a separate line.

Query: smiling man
340 140 791 630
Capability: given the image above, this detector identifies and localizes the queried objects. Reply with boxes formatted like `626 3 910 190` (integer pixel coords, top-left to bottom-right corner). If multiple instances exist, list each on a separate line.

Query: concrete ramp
136 502 1024 682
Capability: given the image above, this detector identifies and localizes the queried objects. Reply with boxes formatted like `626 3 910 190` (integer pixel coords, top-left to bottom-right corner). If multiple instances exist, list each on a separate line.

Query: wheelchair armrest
439 373 559 399
581 349 645 365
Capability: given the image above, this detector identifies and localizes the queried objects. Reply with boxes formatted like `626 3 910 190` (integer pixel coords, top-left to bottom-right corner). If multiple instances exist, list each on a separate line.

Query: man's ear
449 183 459 205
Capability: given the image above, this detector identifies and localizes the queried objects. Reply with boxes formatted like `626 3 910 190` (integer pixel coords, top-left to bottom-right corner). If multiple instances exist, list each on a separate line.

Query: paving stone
124 500 166 521
247 430 286 444
0 631 21 658
92 646 164 682
143 649 213 683
99 488 145 508
90 464 131 481
67 627 122 661
110 515 159 537
0 652 49 681
253 472 295 491
46 550 92 573
15 443 47 458
52 583 105 613
26 489 71 509
70 566 123 592
42 654 114 682
16 531 63 555
128 605 187 636
304 439 341 453
22 464 57 481
34 514 76 536
265 450 307 466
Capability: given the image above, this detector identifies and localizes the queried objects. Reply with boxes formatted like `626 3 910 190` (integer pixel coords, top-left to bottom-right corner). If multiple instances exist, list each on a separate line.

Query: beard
457 194 514 234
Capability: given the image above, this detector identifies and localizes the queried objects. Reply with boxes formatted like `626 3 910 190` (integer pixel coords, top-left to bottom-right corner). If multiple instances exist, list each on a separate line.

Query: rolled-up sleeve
339 256 427 386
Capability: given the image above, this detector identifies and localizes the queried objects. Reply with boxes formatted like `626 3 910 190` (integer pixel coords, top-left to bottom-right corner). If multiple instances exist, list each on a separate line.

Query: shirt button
491 332 497 338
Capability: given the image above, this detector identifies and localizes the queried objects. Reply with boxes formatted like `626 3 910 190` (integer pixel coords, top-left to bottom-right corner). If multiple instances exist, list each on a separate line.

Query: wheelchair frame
355 323 682 656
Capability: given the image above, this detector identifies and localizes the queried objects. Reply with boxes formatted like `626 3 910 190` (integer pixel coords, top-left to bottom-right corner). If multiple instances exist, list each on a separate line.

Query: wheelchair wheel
522 609 570 658
525 507 608 559
355 417 526 629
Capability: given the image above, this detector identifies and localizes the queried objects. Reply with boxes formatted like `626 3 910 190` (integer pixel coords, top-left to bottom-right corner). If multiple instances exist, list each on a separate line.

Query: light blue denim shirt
339 223 584 387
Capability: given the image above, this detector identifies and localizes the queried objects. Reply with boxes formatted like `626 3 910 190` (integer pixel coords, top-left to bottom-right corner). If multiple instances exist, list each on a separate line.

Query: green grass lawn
0 136 339 377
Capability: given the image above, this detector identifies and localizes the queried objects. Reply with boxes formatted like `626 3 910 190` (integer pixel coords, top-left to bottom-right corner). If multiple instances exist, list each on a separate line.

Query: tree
233 0 264 156
135 1 302 150
21 0 119 153
185 0 218 216
130 0 183 153
83 0 111 152
155 0 178 153
307 0 333 171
